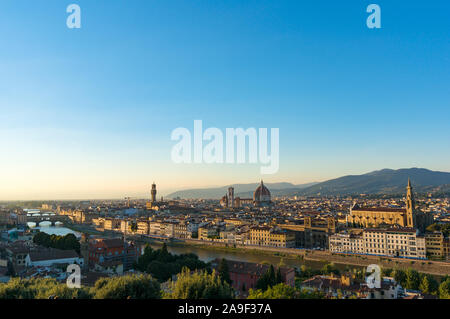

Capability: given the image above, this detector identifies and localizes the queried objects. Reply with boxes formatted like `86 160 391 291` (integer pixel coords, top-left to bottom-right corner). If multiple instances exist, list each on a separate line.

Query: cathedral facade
346 179 433 232
220 181 272 208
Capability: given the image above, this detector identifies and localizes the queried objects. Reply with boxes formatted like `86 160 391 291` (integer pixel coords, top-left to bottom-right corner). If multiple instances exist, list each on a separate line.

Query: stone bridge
25 214 69 226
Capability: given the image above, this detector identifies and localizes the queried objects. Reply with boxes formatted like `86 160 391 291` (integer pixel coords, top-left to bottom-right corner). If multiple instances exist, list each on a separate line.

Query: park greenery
1 266 450 299
0 275 159 299
32 232 80 254
163 267 234 299
217 258 232 285
248 283 325 299
255 264 284 291
135 243 209 282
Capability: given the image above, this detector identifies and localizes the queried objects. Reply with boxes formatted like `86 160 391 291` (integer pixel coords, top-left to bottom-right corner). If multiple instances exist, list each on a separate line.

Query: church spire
406 178 415 227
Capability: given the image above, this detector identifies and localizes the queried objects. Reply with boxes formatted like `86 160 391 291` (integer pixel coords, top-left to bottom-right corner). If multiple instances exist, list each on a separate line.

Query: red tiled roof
211 258 294 277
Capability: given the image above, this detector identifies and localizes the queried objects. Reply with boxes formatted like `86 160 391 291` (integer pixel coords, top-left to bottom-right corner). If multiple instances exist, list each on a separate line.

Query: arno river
145 242 360 272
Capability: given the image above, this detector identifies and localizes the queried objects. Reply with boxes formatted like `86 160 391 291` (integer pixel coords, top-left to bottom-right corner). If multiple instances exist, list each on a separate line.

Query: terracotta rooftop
29 248 79 262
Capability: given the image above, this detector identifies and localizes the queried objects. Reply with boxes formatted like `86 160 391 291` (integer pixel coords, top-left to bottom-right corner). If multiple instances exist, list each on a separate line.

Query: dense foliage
255 265 283 291
218 258 232 285
135 244 208 282
0 278 91 299
439 278 450 299
391 268 439 294
92 274 161 299
0 275 160 299
164 267 234 299
33 232 80 254
248 283 325 299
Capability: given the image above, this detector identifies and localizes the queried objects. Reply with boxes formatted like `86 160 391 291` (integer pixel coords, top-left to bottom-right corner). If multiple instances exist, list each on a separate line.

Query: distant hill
292 168 450 196
166 182 317 199
166 168 450 199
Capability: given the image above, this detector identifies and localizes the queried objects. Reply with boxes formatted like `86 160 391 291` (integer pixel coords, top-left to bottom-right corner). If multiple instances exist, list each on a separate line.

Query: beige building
198 226 218 241
425 232 449 260
174 221 192 239
250 226 295 248
137 220 149 235
330 227 426 259
329 231 365 254
103 218 122 231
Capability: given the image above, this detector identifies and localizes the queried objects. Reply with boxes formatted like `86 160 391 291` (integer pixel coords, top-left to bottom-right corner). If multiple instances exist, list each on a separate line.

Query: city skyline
1 1 449 200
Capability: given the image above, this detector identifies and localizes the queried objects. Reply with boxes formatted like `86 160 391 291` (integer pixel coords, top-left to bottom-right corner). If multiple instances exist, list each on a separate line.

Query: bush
0 278 91 299
92 274 161 299
248 283 324 299
136 244 208 282
164 268 233 299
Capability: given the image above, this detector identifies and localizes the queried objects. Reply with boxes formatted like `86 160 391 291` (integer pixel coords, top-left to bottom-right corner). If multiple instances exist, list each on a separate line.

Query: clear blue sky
0 1 449 199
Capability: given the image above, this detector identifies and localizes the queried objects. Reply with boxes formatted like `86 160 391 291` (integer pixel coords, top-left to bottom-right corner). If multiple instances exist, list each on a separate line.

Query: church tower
228 187 234 208
80 233 90 270
406 178 415 228
151 182 157 203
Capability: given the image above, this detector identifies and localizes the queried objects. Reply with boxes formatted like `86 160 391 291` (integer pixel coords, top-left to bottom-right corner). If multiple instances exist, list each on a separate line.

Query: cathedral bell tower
151 182 157 203
406 178 415 228
80 233 90 270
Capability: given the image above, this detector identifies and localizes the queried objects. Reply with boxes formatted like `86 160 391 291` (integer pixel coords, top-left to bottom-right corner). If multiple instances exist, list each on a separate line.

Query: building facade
330 227 426 259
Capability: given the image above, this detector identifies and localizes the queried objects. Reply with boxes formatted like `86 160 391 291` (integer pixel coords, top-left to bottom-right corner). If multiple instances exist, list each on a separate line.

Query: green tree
381 268 393 277
248 283 296 299
0 278 91 299
92 274 161 299
256 265 277 290
419 274 439 295
321 263 340 276
218 258 232 285
248 283 324 299
135 244 207 282
439 279 450 299
276 268 283 284
393 269 407 287
32 232 80 253
164 268 233 299
405 268 420 290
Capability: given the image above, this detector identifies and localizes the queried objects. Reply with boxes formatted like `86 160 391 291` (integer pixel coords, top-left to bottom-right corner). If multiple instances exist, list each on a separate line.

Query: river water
145 242 360 272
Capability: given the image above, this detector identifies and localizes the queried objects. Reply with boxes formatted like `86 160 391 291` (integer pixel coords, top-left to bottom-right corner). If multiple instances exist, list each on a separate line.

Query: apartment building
173 221 192 239
425 232 449 260
329 231 365 254
137 220 150 235
329 227 426 259
250 226 295 248
104 218 122 231
198 225 218 240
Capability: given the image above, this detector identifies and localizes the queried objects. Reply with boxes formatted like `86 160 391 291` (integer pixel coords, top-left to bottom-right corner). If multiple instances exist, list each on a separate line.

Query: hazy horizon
0 166 449 201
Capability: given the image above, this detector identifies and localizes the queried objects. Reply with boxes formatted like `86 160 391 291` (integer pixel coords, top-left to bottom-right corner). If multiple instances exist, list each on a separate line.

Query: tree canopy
92 274 161 299
33 232 80 254
164 268 234 299
135 244 208 282
248 283 324 299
